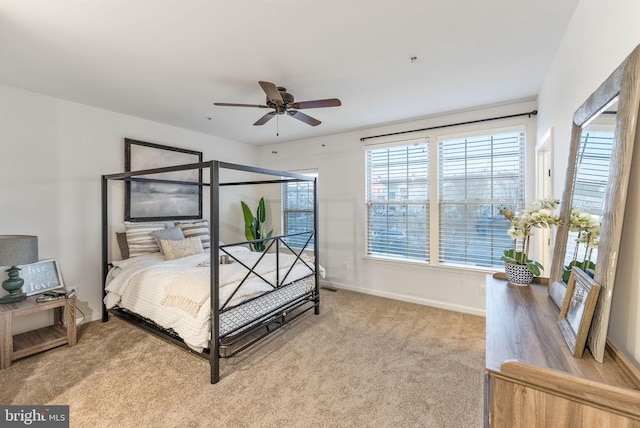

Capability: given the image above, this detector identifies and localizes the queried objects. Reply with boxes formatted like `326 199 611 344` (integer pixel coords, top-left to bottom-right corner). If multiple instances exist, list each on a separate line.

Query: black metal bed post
101 175 109 322
313 176 320 315
210 161 220 384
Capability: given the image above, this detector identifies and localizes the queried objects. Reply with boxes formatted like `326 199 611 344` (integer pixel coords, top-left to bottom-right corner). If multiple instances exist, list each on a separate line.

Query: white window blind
365 142 429 261
282 172 316 249
564 130 613 266
438 131 525 268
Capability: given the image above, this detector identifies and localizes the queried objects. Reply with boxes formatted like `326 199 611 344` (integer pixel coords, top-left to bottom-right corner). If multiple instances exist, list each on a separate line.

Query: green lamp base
1 266 27 304
0 292 26 304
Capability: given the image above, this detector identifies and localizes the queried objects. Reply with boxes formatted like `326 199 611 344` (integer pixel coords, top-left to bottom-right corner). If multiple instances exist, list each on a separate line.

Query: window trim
436 126 526 269
365 140 430 261
363 122 533 270
281 169 317 250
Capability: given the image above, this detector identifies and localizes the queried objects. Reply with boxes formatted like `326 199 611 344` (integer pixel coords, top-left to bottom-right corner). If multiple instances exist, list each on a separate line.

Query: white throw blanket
160 268 211 317
159 250 314 316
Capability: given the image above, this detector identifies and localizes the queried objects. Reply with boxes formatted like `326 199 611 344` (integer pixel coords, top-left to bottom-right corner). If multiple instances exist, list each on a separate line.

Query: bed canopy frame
101 161 320 383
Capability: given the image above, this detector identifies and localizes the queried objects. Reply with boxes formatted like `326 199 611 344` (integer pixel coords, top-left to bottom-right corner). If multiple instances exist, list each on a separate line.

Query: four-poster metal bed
101 161 320 383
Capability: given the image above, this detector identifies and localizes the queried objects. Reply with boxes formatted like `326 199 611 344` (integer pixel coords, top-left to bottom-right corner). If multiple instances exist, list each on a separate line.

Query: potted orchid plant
562 207 600 282
499 197 561 285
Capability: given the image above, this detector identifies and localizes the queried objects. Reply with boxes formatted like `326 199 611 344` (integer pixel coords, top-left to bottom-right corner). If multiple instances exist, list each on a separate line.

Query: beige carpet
0 289 486 427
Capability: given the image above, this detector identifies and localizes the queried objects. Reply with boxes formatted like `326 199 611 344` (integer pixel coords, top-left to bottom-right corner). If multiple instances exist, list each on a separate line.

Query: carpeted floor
0 289 486 427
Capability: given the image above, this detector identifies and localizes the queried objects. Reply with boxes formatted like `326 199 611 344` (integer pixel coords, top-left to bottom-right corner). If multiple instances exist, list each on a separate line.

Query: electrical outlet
479 284 486 296
343 261 350 270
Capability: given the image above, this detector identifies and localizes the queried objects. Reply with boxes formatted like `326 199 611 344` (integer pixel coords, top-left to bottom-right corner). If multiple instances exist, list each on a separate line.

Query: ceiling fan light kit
214 81 341 127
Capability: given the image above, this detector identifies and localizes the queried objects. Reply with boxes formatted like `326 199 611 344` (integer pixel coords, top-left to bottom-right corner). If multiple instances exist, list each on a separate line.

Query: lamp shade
0 235 38 267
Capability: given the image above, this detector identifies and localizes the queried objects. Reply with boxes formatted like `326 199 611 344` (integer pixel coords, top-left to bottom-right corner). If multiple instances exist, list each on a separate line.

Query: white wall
537 0 640 365
257 100 537 316
0 84 257 327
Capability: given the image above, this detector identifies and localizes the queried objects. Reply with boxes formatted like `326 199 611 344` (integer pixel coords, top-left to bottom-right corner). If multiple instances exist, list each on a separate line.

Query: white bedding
104 246 320 351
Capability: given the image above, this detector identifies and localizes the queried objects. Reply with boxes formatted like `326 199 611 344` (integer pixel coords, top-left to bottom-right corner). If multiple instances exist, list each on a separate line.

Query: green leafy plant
499 197 561 277
241 197 273 252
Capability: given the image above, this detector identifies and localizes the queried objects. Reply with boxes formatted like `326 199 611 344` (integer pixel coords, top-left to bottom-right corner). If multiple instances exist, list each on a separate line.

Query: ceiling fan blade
287 110 321 126
253 111 276 126
258 81 284 105
214 102 269 108
289 98 342 109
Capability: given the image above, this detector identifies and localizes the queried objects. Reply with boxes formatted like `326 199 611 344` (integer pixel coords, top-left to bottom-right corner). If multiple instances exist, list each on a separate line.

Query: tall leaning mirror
549 43 640 363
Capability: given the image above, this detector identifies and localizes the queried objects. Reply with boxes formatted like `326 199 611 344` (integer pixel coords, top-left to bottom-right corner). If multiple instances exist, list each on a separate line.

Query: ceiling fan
214 81 341 127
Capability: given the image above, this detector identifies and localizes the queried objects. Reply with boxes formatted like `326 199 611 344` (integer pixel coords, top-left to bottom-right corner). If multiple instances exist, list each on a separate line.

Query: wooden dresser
485 275 640 427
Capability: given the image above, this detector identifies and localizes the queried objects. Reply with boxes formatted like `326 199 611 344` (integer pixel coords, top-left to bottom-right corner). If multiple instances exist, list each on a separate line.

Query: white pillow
152 226 186 254
161 236 204 260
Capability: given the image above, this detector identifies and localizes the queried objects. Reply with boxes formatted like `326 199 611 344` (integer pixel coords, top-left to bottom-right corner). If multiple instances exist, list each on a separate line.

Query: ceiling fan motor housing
267 87 295 113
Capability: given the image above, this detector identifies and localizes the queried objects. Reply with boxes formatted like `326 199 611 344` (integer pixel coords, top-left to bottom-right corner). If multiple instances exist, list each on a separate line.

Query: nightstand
0 295 77 369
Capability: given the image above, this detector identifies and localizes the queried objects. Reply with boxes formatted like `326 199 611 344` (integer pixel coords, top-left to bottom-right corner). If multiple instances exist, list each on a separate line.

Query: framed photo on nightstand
17 259 65 296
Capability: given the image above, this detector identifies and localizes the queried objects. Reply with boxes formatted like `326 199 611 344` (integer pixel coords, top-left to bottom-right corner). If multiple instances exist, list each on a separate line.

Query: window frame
363 123 532 271
365 139 430 262
281 170 317 250
436 127 527 269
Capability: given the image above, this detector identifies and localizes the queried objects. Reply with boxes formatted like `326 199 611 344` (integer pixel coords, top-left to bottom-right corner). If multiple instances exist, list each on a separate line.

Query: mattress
219 276 315 337
104 246 319 351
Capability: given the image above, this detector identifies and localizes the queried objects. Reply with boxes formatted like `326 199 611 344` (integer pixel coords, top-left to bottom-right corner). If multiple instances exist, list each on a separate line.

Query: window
282 172 316 249
364 128 527 268
438 131 525 268
365 141 429 260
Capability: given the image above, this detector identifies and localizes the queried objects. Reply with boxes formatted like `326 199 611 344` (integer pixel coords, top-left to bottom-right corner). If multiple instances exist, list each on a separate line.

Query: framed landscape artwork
125 138 203 221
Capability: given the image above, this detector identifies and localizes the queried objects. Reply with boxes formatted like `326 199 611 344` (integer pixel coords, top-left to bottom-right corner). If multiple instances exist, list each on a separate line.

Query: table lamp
0 235 38 304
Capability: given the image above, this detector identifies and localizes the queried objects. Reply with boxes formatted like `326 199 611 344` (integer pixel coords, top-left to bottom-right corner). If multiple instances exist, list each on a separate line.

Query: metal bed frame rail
101 160 320 384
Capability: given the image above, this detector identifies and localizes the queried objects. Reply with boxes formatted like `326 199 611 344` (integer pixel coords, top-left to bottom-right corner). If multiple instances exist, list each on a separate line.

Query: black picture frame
124 138 203 221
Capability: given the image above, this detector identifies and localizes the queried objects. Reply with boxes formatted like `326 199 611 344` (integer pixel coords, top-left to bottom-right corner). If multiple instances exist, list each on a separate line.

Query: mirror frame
549 43 640 362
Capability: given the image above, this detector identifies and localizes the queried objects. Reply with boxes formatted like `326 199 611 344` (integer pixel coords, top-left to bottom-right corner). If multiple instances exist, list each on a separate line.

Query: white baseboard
319 279 486 317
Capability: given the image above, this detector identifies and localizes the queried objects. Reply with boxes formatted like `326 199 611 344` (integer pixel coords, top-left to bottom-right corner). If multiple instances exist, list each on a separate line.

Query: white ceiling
0 0 579 146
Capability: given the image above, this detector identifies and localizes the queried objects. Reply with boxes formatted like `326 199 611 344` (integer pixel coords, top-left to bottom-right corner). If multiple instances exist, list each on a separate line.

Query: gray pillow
152 226 186 254
116 232 130 259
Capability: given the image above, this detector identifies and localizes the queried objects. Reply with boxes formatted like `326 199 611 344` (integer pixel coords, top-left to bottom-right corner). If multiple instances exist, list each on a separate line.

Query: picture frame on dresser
124 138 203 221
558 267 601 358
18 259 64 296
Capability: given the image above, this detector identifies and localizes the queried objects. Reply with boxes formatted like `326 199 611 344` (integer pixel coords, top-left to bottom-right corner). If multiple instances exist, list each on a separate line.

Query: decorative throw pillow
152 226 185 254
176 220 210 250
116 232 130 259
125 222 167 258
161 236 204 260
